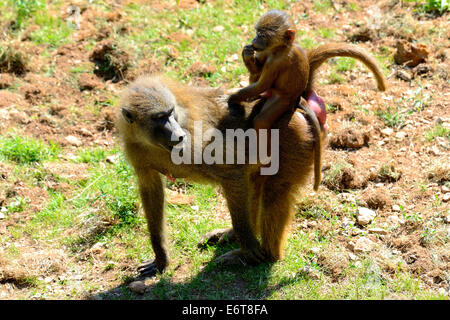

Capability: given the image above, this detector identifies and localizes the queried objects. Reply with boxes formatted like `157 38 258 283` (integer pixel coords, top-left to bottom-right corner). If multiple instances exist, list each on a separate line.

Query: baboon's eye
152 108 174 121
122 108 135 123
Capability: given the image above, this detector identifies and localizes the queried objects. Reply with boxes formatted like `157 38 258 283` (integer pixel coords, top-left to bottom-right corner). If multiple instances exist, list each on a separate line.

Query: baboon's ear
285 29 296 43
122 107 135 124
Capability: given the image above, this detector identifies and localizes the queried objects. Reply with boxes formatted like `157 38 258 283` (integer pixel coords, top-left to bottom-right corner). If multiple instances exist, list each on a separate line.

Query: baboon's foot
198 228 236 248
214 248 266 267
137 259 167 277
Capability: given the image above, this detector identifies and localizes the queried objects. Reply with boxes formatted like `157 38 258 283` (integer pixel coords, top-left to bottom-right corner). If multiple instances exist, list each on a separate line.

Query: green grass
0 0 446 301
425 124 450 142
375 107 407 129
0 134 59 164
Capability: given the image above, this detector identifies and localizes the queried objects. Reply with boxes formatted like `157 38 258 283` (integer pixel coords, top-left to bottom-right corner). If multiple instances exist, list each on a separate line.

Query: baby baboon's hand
242 44 255 57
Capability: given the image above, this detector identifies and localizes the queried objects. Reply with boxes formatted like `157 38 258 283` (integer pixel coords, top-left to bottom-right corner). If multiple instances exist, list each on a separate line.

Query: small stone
387 214 404 226
381 128 394 136
438 288 447 296
348 252 357 260
226 53 239 62
65 135 82 147
395 70 412 82
44 277 53 283
443 193 450 202
444 216 450 224
239 80 249 87
212 25 225 32
368 227 388 235
337 192 356 203
78 73 102 91
128 280 147 294
353 237 374 253
430 145 440 156
395 131 407 140
307 221 318 228
392 204 401 212
0 212 5 219
442 185 450 193
190 205 199 211
300 266 320 280
356 207 376 226
78 127 93 137
105 154 118 164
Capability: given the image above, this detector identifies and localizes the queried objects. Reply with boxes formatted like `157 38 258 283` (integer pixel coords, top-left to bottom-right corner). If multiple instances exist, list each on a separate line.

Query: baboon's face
252 29 270 52
121 85 187 152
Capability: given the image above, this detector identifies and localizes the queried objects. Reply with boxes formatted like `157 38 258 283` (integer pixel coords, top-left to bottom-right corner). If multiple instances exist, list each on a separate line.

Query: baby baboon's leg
134 168 168 277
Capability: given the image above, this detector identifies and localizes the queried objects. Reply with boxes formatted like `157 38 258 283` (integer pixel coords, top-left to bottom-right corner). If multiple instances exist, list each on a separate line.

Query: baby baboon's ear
122 107 135 123
285 29 296 43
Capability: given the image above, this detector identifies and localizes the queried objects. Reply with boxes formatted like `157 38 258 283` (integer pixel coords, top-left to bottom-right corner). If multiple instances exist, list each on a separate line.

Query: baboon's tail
306 43 387 92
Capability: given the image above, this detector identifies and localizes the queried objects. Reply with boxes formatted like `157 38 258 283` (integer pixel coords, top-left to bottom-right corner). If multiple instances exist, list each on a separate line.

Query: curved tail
306 43 387 92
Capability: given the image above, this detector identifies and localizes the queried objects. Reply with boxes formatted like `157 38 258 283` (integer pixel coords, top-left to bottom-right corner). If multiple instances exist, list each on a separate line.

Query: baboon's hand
137 259 167 277
242 44 255 58
228 93 241 105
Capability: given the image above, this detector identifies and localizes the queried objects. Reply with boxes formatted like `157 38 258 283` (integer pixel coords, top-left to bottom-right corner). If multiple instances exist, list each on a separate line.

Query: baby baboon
237 10 387 190
229 10 309 157
117 75 321 276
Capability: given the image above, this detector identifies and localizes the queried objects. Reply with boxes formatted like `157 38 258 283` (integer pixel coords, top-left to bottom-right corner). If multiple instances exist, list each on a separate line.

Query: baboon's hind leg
260 179 295 261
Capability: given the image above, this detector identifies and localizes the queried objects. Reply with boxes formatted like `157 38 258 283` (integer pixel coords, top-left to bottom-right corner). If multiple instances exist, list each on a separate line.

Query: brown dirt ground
0 0 448 299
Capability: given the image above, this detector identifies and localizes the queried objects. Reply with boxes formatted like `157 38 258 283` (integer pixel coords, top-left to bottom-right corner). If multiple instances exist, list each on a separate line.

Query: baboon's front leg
215 178 266 266
134 168 168 277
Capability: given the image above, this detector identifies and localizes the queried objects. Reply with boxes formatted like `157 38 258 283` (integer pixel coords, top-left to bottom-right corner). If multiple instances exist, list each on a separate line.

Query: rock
443 193 450 203
368 227 388 235
353 237 374 253
78 127 93 137
337 192 356 203
105 154 118 164
226 53 239 62
394 40 430 67
300 266 320 280
65 135 82 147
381 128 394 136
395 70 412 82
395 131 407 140
78 73 102 91
392 204 401 212
0 212 5 219
212 25 225 32
444 216 450 224
430 145 441 156
356 207 376 226
387 214 404 226
413 64 434 78
128 280 147 294
329 127 370 149
0 73 14 89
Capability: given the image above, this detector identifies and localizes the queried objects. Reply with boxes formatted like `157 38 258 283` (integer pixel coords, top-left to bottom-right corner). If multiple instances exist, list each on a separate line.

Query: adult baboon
116 75 320 276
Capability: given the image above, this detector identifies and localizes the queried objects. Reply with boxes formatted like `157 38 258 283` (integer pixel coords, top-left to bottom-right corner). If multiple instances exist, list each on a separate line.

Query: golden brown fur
117 75 318 275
